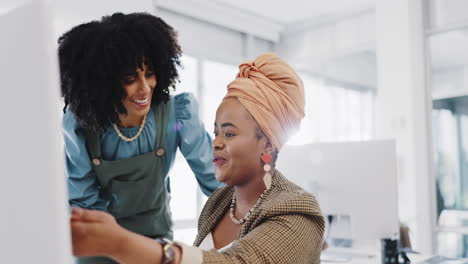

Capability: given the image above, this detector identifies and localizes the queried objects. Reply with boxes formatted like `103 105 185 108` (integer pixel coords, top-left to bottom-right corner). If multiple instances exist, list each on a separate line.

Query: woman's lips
132 98 150 107
213 157 226 166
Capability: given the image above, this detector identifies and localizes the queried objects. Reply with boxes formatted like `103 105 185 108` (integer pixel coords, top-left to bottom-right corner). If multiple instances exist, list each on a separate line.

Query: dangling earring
261 154 272 190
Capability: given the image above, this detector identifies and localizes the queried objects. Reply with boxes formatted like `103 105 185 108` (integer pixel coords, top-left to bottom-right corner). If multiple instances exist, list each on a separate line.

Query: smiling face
212 98 273 186
119 63 156 126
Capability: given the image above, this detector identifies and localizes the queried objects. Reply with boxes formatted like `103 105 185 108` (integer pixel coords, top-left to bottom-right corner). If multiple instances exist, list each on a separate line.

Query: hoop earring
261 154 272 190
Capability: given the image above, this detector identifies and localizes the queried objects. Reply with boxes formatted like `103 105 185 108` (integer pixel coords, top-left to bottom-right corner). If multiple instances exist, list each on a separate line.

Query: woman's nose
138 77 151 94
213 139 223 151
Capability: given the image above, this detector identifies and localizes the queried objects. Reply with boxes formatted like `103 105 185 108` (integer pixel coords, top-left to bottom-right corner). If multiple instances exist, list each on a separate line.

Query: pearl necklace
229 189 269 225
113 113 148 142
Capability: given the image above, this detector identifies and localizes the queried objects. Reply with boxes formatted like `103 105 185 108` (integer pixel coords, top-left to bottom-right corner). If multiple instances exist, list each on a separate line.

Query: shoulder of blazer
257 170 323 218
196 185 234 229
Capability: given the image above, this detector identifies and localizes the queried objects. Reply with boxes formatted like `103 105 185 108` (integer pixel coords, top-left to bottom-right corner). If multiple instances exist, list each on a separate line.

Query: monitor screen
0 1 72 263
277 140 400 242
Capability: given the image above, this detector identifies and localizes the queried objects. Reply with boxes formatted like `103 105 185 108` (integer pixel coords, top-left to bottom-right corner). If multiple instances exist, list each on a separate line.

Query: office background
2 0 467 259
49 0 468 257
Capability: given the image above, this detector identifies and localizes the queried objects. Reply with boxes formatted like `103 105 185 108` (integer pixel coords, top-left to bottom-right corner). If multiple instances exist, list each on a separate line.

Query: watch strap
156 238 175 264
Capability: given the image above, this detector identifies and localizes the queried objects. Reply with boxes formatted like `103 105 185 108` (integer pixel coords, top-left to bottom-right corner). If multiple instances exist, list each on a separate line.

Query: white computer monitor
0 0 72 263
276 140 400 242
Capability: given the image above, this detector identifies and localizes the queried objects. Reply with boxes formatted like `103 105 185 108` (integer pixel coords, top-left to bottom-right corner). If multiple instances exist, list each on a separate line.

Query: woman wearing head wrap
70 53 325 264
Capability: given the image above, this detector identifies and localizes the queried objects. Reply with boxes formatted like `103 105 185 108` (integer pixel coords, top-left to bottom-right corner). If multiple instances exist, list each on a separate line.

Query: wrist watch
156 238 176 264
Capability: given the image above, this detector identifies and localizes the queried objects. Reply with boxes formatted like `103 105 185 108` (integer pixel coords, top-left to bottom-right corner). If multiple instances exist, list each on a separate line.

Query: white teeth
133 98 148 104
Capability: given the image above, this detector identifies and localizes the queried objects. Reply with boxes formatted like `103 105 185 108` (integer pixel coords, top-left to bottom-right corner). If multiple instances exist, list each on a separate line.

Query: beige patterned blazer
193 170 324 263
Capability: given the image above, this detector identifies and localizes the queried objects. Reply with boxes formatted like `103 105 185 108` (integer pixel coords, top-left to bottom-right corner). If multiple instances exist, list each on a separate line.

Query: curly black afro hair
58 12 182 132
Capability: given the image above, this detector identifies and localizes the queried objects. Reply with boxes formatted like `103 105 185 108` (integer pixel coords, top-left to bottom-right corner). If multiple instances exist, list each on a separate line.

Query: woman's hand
70 207 128 258
71 208 171 263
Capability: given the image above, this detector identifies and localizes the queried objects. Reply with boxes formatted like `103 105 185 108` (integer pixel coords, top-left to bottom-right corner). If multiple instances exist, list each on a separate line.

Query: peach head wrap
224 53 305 151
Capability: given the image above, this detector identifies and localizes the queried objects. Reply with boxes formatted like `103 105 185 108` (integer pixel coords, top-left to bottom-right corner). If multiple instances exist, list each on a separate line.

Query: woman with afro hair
59 12 221 263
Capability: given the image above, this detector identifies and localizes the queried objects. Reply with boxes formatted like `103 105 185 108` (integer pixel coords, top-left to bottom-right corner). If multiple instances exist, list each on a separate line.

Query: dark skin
211 98 275 249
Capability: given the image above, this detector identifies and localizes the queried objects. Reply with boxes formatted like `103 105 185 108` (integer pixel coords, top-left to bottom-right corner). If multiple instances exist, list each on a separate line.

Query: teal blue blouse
63 92 221 210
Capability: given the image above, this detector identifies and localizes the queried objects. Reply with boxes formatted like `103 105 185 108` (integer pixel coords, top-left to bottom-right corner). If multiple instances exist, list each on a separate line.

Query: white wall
375 0 436 254
432 67 468 99
154 4 275 65
277 10 377 89
155 9 244 65
52 0 155 41
155 0 283 42
429 0 468 30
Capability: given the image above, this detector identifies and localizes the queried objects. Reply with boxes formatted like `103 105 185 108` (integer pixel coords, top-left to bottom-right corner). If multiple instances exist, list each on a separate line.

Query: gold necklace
229 188 269 225
113 113 148 142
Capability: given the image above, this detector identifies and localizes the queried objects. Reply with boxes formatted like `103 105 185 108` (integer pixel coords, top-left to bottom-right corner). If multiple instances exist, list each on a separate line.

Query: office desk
321 248 432 264
322 255 432 264
321 246 379 263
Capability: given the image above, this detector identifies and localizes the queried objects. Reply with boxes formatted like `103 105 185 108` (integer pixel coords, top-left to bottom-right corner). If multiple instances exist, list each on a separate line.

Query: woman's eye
123 75 136 84
225 133 235 137
146 71 154 78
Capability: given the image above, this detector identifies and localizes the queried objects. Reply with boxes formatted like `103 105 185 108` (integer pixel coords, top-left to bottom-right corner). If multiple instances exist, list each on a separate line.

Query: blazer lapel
194 187 234 246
